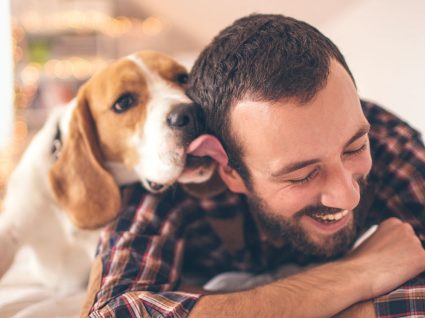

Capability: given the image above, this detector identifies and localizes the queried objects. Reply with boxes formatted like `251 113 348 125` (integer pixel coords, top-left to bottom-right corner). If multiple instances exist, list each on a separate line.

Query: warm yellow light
21 63 41 86
53 61 66 79
70 57 93 79
116 16 133 33
44 59 59 77
142 16 164 36
18 9 148 36
21 11 43 32
63 60 74 75
90 11 110 31
44 57 103 79
93 58 109 72
67 10 85 30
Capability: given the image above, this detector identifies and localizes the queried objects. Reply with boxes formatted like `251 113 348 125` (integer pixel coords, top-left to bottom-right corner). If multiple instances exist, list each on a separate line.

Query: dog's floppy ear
48 88 121 229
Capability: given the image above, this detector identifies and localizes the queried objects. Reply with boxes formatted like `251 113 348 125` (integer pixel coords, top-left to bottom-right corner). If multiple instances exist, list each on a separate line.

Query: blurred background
0 0 424 205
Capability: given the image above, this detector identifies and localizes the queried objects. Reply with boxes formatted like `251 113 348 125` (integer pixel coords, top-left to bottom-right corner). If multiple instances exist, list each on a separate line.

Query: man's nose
320 162 360 211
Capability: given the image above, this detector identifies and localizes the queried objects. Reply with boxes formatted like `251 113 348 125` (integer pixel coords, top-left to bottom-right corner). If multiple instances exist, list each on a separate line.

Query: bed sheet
0 248 86 318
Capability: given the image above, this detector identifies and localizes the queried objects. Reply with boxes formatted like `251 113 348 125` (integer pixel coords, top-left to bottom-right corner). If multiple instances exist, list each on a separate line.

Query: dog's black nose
167 104 203 132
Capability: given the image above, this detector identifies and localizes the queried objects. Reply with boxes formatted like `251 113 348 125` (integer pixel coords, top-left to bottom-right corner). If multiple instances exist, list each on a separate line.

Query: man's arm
84 189 424 318
189 218 425 318
85 187 425 318
333 301 376 318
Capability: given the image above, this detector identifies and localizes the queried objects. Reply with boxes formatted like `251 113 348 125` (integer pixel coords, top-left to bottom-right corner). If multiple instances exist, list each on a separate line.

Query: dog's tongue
187 134 228 166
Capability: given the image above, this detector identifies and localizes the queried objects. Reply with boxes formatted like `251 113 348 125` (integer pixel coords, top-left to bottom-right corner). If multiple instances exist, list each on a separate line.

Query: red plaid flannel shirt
89 100 425 318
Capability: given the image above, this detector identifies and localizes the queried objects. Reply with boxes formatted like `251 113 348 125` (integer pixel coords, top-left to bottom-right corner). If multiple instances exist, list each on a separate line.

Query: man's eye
112 93 137 113
288 169 319 185
344 143 368 156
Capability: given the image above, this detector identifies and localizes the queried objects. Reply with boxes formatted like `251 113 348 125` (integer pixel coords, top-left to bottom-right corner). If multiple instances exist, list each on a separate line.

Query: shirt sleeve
364 101 425 317
88 185 201 318
374 276 425 318
365 100 425 240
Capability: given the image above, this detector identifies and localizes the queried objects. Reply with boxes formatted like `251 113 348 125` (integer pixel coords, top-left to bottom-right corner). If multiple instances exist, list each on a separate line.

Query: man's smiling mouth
309 210 350 224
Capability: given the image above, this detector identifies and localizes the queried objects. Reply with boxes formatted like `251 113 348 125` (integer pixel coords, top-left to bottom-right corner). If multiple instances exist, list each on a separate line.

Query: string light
20 63 41 86
142 16 164 36
19 11 165 37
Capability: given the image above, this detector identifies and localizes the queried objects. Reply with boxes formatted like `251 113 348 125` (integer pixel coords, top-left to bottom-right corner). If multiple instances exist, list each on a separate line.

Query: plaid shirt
89 100 425 318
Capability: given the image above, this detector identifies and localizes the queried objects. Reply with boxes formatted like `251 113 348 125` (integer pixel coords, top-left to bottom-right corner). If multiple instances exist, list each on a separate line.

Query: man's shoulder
361 100 423 159
361 99 423 147
361 99 424 192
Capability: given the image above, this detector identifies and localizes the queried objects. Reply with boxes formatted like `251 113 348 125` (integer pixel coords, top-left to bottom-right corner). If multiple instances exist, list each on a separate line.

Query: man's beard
247 177 368 263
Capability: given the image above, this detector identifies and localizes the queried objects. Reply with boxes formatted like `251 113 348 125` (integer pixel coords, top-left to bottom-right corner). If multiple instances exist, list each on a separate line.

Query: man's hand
346 217 425 300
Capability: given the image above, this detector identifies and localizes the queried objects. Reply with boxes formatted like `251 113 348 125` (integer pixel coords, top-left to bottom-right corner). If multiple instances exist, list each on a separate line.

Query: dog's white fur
0 51 214 292
0 106 98 291
128 54 192 187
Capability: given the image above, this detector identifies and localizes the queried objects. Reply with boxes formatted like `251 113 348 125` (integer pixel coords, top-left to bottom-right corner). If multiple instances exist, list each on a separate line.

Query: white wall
321 0 425 134
0 0 14 150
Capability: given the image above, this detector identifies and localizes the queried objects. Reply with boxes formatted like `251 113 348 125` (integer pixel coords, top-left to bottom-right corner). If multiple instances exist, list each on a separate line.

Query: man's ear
218 165 248 194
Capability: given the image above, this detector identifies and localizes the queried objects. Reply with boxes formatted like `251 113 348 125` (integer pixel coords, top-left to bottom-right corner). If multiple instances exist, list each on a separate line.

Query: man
86 14 425 317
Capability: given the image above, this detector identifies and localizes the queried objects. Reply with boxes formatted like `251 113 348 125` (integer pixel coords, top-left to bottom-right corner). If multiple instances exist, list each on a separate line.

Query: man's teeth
312 210 349 222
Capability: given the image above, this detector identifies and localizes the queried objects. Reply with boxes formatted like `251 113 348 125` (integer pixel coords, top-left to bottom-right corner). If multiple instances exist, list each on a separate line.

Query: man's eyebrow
270 124 371 178
343 124 370 148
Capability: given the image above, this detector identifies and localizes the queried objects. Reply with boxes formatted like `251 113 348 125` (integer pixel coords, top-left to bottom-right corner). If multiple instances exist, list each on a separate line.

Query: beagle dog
0 51 216 292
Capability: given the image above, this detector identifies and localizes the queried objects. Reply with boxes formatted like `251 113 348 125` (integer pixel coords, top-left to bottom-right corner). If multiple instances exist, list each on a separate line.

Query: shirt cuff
374 276 425 318
90 290 201 318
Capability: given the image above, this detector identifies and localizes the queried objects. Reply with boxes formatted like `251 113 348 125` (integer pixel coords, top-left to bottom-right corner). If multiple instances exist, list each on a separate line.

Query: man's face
227 60 372 259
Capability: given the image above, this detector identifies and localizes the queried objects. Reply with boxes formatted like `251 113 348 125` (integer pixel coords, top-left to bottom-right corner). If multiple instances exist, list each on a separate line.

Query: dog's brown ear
48 89 121 229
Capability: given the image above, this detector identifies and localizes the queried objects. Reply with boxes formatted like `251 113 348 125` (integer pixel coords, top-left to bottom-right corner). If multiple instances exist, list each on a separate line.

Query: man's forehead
229 60 367 171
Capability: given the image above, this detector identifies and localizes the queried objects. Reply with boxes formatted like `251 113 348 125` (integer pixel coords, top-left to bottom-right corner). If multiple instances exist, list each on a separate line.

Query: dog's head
48 51 216 229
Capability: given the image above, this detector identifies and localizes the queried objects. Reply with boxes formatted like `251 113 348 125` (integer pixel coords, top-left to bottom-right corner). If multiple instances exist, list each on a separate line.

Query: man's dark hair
187 14 355 186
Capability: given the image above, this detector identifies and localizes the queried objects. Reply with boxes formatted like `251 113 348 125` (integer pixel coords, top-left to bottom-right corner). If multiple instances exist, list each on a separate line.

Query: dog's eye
175 73 189 85
112 93 137 113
